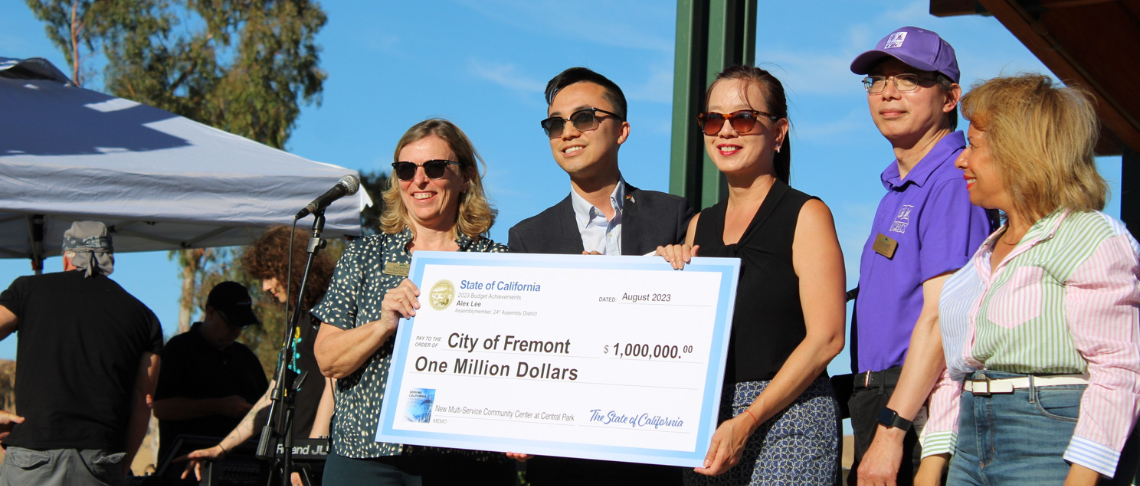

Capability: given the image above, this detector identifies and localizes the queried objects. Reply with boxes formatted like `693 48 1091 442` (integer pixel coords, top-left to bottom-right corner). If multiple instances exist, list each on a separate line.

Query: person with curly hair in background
178 225 336 486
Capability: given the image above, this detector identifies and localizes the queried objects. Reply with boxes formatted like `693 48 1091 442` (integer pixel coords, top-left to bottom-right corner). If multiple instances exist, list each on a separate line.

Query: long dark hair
706 65 791 183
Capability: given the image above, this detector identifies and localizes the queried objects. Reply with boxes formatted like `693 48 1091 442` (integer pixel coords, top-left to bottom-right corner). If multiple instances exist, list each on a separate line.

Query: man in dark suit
508 67 691 485
509 67 693 256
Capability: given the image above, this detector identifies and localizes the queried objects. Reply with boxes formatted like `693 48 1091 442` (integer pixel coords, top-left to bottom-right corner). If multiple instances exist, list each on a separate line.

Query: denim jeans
947 371 1090 485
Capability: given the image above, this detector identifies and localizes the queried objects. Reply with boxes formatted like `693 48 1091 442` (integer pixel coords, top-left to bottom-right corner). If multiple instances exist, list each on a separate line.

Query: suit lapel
621 183 640 255
555 196 586 254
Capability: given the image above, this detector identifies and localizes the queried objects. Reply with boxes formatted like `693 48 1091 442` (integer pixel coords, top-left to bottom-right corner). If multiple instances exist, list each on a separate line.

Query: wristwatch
877 407 912 431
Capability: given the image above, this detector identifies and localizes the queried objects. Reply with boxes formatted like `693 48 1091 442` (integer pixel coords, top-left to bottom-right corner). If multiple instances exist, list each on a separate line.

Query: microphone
295 175 360 220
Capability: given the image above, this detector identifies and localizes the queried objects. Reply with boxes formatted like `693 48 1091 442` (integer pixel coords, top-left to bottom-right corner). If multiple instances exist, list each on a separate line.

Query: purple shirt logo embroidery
890 205 913 233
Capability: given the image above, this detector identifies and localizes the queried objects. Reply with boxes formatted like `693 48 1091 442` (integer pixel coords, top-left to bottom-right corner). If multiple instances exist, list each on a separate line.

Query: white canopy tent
0 57 370 271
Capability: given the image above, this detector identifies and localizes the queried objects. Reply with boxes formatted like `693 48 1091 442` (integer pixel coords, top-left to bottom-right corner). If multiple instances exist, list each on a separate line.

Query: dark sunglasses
540 107 624 138
392 160 462 181
696 110 780 136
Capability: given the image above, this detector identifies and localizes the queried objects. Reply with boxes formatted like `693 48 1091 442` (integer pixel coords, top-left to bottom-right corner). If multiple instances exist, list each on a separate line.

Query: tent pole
26 214 44 275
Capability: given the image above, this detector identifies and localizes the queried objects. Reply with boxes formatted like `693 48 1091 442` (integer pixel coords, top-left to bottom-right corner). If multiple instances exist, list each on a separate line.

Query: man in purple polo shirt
846 27 994 486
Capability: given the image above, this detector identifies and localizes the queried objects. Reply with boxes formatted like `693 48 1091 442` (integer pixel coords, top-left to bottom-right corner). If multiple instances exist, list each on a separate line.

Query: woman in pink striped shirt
918 74 1140 485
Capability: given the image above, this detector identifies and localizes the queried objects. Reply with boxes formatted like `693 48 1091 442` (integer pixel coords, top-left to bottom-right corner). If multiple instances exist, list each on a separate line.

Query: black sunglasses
696 110 780 136
392 160 462 181
540 107 624 138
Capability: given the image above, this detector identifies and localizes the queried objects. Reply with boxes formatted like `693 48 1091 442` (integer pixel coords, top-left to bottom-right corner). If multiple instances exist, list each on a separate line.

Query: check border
375 252 740 467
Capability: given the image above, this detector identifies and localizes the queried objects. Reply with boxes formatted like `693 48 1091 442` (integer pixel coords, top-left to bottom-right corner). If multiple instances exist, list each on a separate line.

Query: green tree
24 0 168 87
27 0 328 354
358 169 389 235
27 0 326 149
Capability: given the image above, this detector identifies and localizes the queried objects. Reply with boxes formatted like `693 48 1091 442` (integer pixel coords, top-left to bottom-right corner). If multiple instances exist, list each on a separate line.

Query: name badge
873 233 898 260
383 262 410 277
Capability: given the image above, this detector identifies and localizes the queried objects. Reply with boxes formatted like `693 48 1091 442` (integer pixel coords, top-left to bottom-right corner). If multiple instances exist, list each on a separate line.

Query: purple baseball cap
850 26 960 83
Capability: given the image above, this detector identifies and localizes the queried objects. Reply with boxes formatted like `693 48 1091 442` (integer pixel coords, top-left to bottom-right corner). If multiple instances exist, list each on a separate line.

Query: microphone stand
257 212 327 486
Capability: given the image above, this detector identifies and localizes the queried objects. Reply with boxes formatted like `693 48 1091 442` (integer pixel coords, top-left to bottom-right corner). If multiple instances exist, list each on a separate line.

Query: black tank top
694 179 815 383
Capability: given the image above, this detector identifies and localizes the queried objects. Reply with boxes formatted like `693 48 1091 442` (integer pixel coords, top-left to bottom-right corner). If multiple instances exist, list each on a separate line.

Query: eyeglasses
862 74 937 93
392 160 462 181
540 107 623 138
696 110 779 136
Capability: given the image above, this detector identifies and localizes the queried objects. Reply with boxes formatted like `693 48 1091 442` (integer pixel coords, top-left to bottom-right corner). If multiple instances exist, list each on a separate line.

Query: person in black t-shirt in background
153 281 269 463
177 226 335 486
0 221 164 486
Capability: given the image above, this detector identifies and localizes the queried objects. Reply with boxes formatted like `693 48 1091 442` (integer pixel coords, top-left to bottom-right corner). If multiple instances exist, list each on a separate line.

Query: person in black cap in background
0 221 163 486
177 226 337 486
153 281 269 463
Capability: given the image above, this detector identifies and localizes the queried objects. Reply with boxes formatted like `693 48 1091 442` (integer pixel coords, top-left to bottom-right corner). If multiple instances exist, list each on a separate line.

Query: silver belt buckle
972 374 992 396
864 370 872 387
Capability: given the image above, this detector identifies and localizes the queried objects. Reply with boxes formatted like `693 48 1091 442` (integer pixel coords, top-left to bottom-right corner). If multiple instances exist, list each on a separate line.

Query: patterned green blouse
311 228 507 459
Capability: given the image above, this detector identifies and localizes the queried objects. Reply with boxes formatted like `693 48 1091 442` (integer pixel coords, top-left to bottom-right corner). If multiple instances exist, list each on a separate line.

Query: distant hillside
0 359 13 465
0 360 13 413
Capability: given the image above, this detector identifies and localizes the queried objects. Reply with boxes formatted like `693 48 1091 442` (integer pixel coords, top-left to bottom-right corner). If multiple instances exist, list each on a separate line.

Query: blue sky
0 0 1124 382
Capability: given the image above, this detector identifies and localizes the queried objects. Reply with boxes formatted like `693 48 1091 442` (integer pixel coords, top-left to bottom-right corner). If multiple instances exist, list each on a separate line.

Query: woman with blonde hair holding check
312 118 512 485
919 74 1140 485
658 64 846 485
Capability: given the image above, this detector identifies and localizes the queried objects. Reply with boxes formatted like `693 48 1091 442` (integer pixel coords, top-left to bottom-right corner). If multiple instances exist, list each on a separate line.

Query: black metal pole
256 212 326 486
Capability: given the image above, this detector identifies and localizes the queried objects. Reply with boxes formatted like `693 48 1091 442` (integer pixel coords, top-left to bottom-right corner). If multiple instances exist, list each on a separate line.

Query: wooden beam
928 0 1113 16
931 0 984 17
1096 127 1124 155
1123 0 1140 20
975 0 1140 153
1034 0 1115 8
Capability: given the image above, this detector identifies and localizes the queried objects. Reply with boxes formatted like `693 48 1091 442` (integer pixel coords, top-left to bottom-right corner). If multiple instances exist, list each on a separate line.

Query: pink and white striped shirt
923 209 1140 477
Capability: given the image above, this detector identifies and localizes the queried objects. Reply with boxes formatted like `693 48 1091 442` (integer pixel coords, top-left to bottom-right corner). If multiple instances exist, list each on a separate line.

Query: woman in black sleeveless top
658 66 846 486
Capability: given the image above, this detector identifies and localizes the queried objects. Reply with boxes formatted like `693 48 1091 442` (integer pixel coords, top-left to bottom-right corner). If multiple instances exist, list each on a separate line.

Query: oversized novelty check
375 252 740 467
